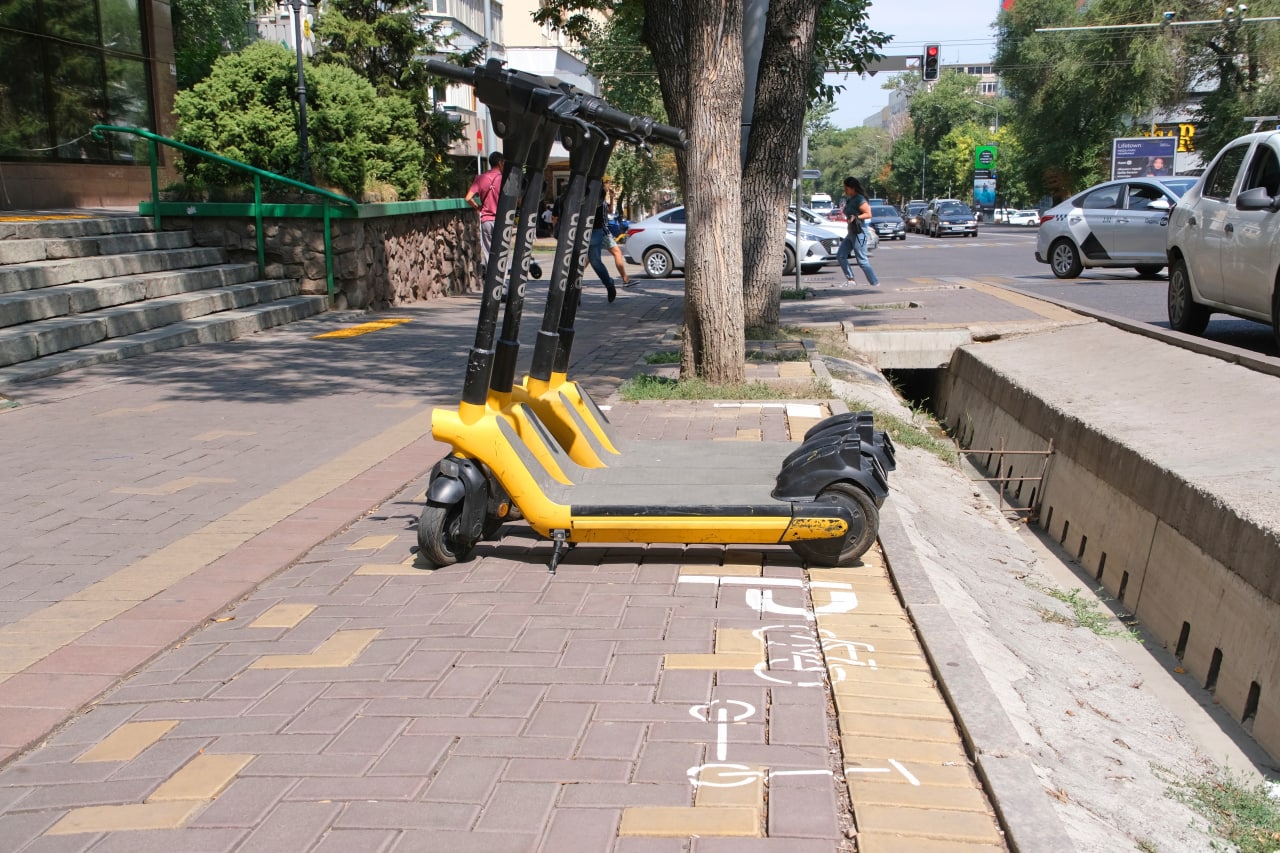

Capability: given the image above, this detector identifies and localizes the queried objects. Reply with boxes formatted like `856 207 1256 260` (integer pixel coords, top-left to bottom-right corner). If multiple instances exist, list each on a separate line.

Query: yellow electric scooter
419 59 890 572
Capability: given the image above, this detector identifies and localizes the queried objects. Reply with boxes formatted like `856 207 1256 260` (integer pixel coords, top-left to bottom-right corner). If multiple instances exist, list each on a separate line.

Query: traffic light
922 44 941 81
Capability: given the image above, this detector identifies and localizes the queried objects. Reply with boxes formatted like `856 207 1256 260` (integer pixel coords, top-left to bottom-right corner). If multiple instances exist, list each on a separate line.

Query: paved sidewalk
0 266 1074 851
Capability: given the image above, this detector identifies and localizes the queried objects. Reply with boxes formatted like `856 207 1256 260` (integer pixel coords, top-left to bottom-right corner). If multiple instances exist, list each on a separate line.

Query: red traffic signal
923 44 941 81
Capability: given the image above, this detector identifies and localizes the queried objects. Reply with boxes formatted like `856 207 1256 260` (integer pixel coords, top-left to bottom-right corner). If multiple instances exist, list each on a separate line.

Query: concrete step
0 215 153 240
0 295 328 385
0 263 262 328
0 279 302 368
0 246 228 294
0 230 194 265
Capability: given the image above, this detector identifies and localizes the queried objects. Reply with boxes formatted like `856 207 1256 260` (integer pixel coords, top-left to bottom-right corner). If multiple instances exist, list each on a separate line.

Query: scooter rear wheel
418 502 475 567
789 483 879 567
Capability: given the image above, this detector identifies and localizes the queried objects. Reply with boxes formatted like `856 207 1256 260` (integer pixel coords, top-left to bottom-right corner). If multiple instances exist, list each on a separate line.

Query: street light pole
288 0 311 184
971 99 999 134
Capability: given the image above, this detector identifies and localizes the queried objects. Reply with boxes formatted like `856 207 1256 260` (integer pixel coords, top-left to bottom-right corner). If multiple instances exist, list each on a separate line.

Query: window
660 208 686 224
0 0 151 163
1202 144 1248 200
1081 187 1120 210
1125 183 1167 210
1242 144 1280 196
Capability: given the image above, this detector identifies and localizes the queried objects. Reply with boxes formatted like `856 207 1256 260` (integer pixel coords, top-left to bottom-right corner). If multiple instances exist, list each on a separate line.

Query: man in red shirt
465 151 504 266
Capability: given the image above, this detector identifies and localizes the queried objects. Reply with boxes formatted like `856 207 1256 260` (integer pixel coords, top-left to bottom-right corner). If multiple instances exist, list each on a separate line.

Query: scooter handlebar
425 59 476 85
579 97 687 149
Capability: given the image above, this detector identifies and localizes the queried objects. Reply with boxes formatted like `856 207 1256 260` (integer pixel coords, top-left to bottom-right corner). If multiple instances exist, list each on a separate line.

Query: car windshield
1158 177 1198 197
939 203 971 215
870 206 896 217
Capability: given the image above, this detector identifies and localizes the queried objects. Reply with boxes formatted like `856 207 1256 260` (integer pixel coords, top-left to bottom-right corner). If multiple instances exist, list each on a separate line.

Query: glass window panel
0 0 41 34
100 0 143 54
0 32 50 158
43 0 100 46
49 45 111 159
104 55 151 162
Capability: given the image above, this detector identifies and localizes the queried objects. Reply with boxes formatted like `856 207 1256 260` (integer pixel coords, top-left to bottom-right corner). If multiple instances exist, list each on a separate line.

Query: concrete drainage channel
845 317 1280 771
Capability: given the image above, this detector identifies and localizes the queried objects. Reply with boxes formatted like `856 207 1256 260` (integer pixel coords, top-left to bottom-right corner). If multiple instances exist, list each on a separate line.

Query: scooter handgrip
580 98 640 133
425 59 475 84
649 121 688 149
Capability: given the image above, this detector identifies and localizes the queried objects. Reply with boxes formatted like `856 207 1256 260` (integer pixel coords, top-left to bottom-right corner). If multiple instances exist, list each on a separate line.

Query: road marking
312 318 412 339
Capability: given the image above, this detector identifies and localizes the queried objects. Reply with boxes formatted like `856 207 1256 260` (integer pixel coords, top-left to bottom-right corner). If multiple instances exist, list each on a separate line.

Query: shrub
173 41 424 200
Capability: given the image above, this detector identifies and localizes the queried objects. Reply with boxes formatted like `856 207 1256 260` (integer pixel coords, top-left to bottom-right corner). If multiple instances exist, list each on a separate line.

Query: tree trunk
742 0 821 333
643 0 746 383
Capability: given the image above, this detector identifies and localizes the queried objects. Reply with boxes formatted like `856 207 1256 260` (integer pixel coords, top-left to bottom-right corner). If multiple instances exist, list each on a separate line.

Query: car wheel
1271 286 1280 352
1049 239 1083 278
642 247 674 279
1135 265 1163 278
782 245 797 276
1167 256 1210 335
801 263 823 275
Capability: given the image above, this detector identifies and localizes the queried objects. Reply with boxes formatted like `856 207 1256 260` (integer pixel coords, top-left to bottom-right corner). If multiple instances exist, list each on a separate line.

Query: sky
825 1 1006 129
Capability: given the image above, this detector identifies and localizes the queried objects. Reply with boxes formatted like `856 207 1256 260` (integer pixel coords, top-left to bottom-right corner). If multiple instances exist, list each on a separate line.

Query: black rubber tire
417 503 474 568
1135 265 1163 278
800 263 823 275
1049 239 1083 279
1272 287 1280 353
782 245 797 276
1168 256 1210 335
788 483 880 567
642 247 674 279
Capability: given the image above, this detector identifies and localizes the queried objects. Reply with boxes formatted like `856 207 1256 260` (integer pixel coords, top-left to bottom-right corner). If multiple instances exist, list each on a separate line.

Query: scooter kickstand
547 529 570 574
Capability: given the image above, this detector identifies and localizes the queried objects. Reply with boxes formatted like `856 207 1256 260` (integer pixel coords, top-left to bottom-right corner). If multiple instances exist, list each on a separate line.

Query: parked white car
1166 130 1280 346
1006 209 1042 226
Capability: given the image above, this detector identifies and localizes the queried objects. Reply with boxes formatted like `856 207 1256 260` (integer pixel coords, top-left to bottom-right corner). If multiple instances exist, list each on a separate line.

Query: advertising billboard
973 145 997 208
1112 137 1177 180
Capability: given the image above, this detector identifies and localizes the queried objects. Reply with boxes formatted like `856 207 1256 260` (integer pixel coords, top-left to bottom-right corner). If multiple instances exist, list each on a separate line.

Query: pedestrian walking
465 151 504 268
587 198 629 302
836 176 880 288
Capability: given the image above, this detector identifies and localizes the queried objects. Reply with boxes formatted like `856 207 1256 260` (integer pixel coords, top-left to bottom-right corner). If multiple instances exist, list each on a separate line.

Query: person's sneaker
845 279 857 287
607 285 617 303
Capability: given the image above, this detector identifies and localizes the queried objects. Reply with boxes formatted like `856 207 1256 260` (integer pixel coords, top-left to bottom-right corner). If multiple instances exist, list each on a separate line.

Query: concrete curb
878 499 1080 853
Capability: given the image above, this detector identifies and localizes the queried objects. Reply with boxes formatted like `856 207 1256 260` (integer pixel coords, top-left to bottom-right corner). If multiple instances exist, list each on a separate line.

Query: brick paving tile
288 775 424 801
536 807 623 853
234 800 342 850
237 753 375 778
766 778 842 839
691 840 842 852
391 828 540 853
614 838 690 853
186 776 294 828
334 800 479 831
473 780 560 832
558 782 690 808
0 810 61 851
3 760 118 788
14 833 101 853
310 828 397 853
576 720 647 760
81 826 250 853
366 735 452 778
6 778 157 811
422 755 506 803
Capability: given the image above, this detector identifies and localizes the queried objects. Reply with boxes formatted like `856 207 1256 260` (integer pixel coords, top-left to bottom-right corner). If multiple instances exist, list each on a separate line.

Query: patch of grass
1163 766 1280 852
780 287 811 300
745 348 810 362
1036 586 1138 639
643 350 681 365
620 373 832 401
845 398 957 464
744 325 797 341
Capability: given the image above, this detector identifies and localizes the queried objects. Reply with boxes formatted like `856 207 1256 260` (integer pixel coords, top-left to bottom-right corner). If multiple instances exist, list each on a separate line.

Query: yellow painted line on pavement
248 629 381 670
948 276 1087 323
0 409 434 678
75 720 177 763
312 318 412 339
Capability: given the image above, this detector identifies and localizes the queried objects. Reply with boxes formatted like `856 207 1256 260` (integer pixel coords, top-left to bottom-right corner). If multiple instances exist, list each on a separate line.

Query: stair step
0 296 329 385
0 263 262 328
0 215 153 240
0 246 229 294
0 230 194 265
0 279 301 368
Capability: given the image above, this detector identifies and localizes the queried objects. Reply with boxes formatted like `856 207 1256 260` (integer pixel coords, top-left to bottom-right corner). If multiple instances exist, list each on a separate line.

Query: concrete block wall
937 344 1280 760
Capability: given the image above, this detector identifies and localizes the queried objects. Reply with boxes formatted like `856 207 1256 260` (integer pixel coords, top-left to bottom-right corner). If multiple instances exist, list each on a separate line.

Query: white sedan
1034 177 1198 278
1006 209 1042 226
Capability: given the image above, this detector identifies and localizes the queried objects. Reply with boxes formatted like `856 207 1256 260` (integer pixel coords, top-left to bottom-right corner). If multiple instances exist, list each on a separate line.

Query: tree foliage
172 0 254 89
173 41 424 199
314 0 481 196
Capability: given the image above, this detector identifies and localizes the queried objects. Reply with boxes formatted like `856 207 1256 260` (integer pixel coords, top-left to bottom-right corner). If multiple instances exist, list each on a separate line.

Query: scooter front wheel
418 502 475 567
789 483 879 567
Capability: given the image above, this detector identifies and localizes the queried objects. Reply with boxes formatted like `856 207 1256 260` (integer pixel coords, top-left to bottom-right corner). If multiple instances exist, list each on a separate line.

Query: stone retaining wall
163 209 483 310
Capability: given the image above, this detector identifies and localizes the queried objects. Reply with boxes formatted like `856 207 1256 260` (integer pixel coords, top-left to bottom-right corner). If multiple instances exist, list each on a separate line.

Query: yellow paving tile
853 803 1003 845
832 693 954 721
249 604 316 629
846 779 994 813
348 534 398 551
355 563 430 576
837 714 961 743
715 629 764 657
663 653 761 671
193 430 256 441
46 801 204 835
835 666 935 689
618 807 762 837
841 734 968 764
76 721 177 763
735 428 762 441
249 629 381 670
822 636 927 658
111 477 235 496
148 754 254 801
857 832 1005 853
777 362 814 378
844 758 981 788
815 589 904 615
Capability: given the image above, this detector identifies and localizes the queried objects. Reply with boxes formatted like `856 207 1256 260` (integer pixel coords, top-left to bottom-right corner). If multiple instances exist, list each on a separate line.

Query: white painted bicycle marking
690 700 755 761
844 758 921 786
745 587 858 619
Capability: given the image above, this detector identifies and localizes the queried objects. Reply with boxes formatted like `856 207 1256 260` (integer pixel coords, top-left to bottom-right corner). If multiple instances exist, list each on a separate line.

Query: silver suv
1165 131 1280 347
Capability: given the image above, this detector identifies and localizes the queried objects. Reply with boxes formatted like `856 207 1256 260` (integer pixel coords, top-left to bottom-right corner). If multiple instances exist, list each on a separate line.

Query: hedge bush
173 41 424 200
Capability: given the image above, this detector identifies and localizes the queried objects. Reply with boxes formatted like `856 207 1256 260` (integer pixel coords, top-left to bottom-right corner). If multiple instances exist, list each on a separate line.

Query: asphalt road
863 224 1279 357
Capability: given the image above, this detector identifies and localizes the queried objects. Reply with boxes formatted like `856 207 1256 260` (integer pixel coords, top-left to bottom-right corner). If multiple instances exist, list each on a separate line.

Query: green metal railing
91 124 359 300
